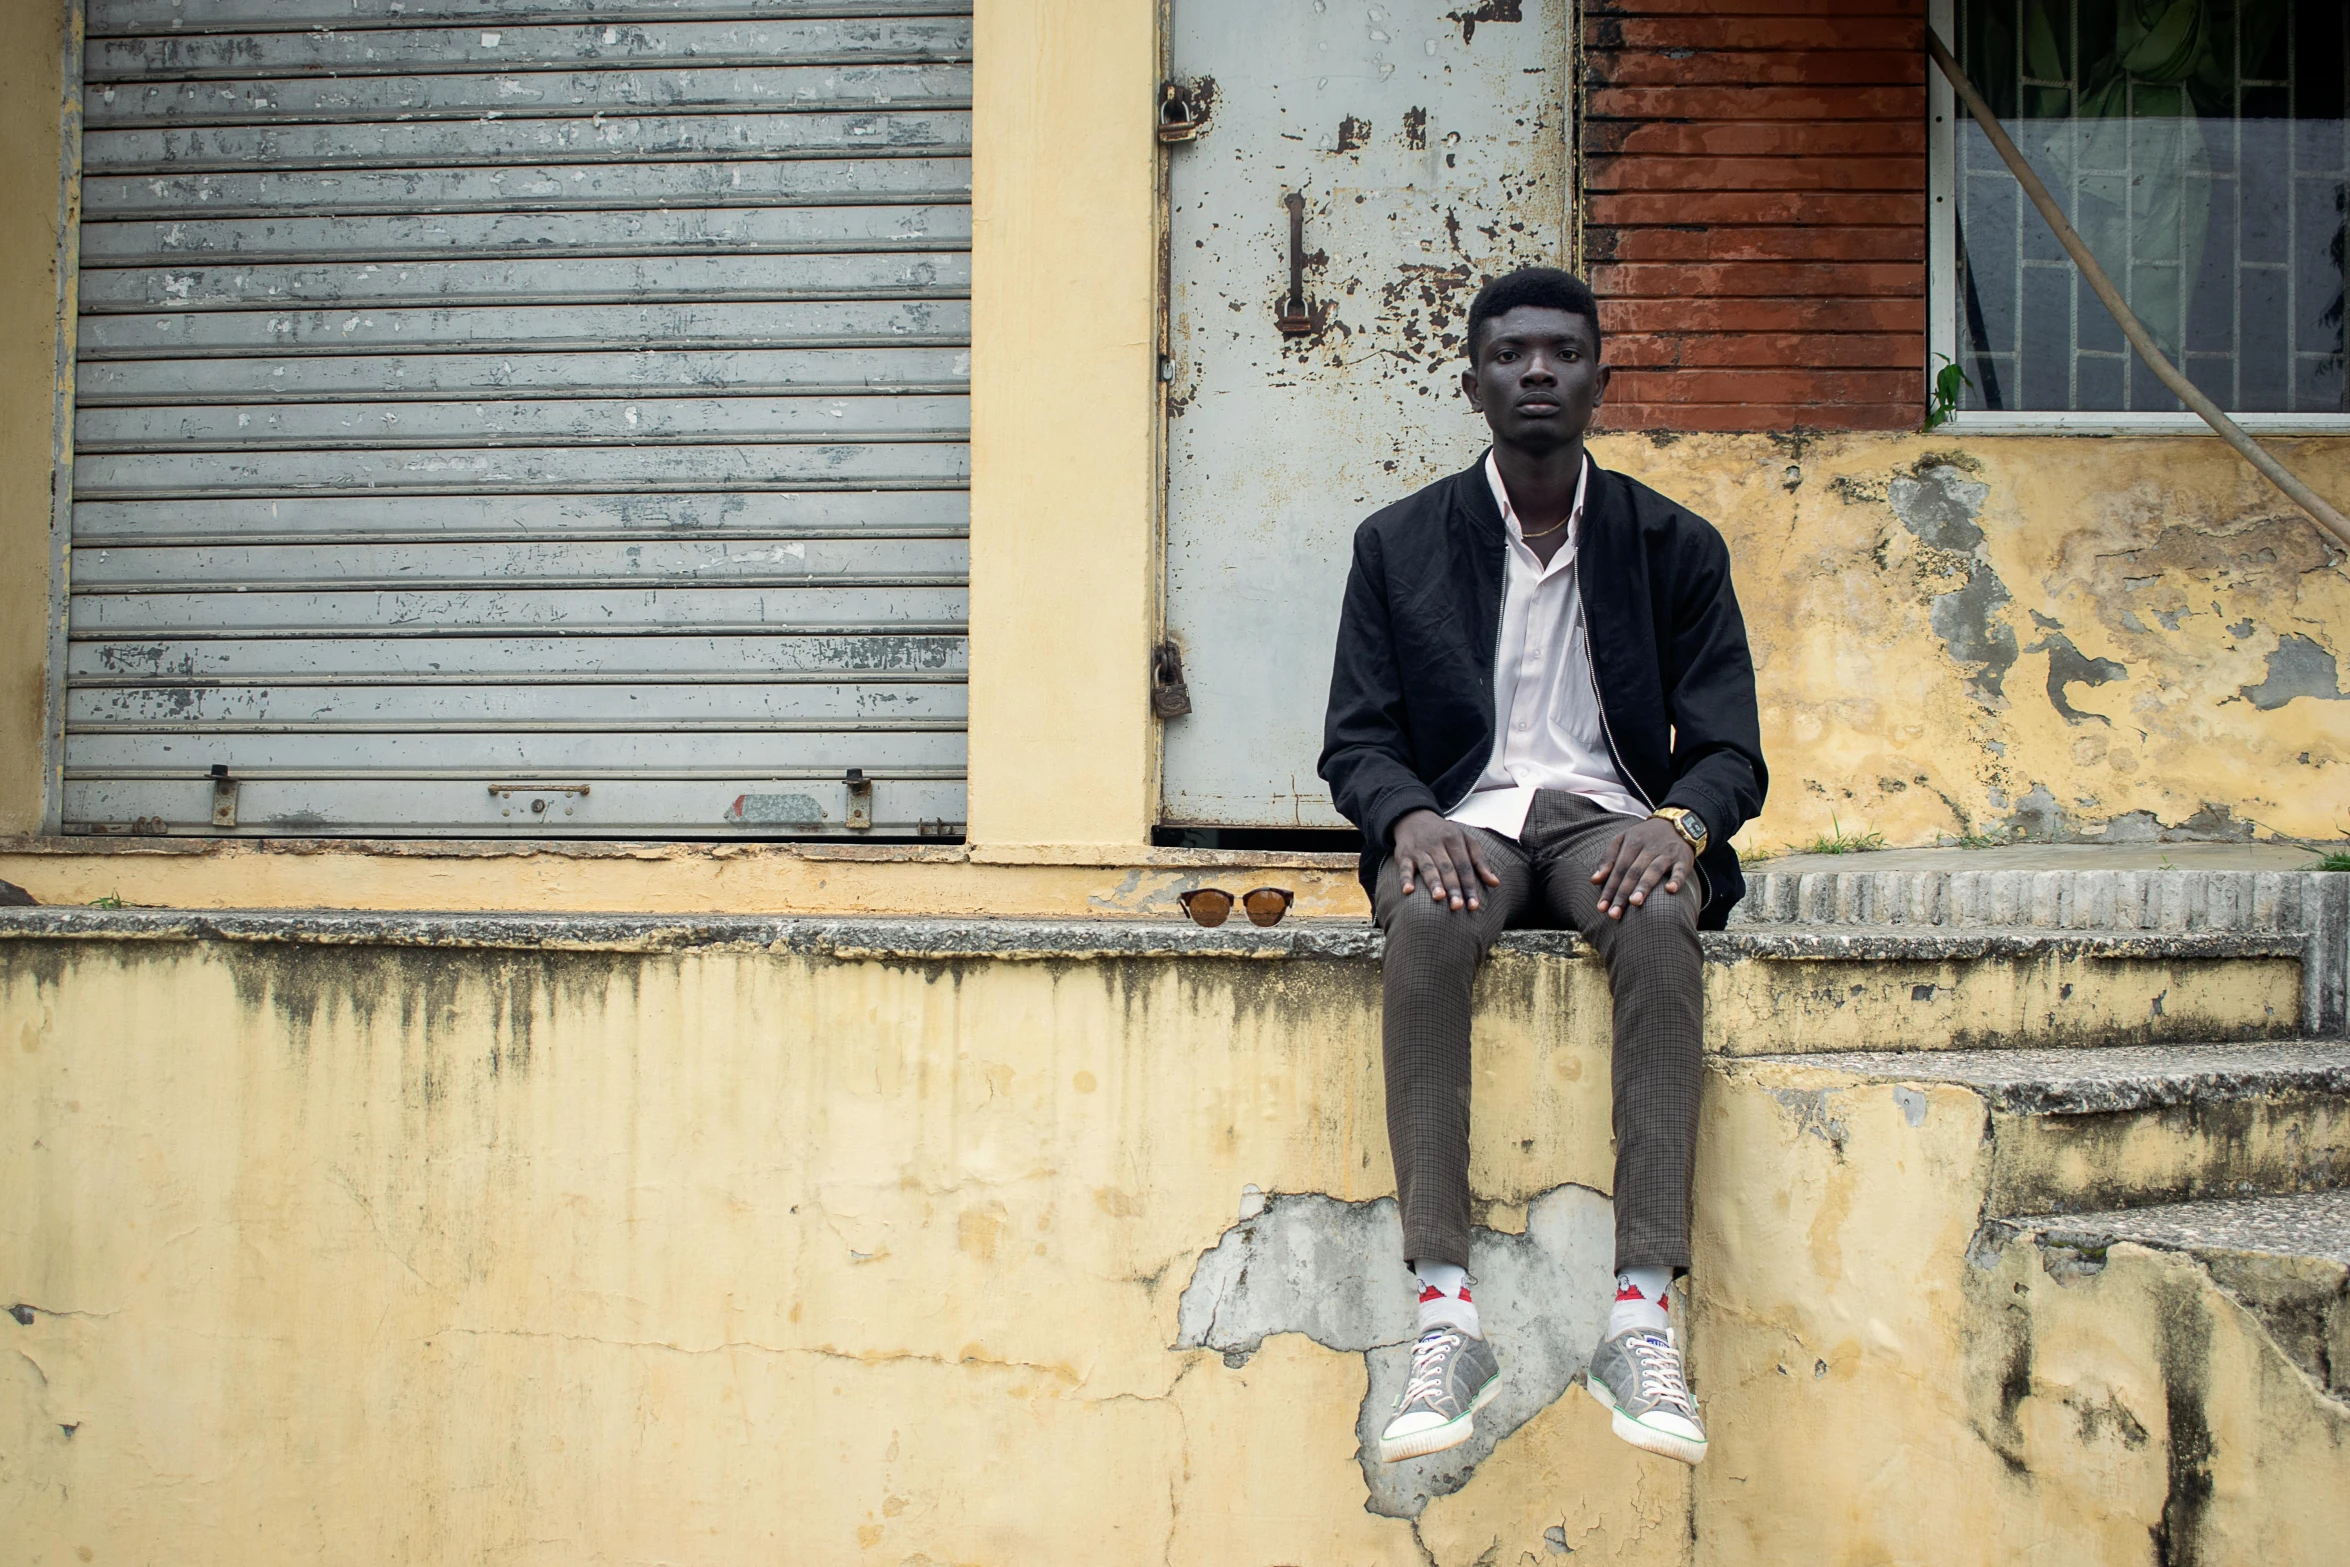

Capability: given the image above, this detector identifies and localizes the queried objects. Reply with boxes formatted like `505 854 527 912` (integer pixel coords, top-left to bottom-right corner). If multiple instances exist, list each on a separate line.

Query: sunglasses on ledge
1177 886 1295 928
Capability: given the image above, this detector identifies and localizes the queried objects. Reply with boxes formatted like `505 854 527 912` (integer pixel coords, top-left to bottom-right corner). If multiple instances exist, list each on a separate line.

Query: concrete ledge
1996 1192 2350 1402
1738 859 2349 1036
0 907 2314 963
1743 1041 2350 1117
2014 1190 2350 1270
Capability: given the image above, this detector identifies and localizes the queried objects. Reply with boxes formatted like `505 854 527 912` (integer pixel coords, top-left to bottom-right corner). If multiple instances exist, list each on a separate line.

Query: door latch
210 763 239 829
1277 191 1314 337
1157 79 1211 143
844 768 873 831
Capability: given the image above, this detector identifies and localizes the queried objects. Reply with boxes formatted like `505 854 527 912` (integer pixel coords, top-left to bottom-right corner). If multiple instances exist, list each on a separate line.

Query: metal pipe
1925 27 2350 554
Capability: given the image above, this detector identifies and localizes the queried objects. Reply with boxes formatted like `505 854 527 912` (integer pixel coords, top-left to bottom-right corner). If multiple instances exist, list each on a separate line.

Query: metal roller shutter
64 0 971 838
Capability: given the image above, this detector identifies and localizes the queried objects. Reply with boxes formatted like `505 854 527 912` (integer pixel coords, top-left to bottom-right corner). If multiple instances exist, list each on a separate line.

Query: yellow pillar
965 0 1163 858
0 0 72 835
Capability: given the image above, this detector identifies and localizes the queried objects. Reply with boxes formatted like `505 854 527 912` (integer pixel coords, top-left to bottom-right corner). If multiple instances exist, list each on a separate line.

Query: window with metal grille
1940 0 2347 417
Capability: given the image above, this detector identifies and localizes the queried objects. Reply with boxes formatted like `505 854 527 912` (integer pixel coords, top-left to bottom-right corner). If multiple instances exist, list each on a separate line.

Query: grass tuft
1792 812 1887 857
2312 850 2350 873
88 893 123 910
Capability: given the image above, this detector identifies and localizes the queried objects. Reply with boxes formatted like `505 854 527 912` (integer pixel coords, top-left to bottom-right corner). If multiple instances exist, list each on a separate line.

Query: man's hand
1591 817 1695 921
1391 809 1502 912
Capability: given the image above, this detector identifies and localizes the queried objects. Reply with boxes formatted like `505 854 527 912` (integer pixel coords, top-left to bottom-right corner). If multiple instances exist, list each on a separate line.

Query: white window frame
1925 0 2350 435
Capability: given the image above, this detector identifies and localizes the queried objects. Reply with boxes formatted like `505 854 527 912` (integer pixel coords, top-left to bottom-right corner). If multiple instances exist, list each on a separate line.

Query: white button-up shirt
1443 450 1648 842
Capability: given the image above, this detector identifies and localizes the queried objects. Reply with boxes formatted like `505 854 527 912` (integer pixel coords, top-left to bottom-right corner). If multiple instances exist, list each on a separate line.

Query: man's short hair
1465 267 1602 363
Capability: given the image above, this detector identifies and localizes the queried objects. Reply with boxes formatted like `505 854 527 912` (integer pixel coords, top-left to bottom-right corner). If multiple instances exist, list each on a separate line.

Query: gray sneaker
1585 1325 1707 1465
1378 1326 1502 1462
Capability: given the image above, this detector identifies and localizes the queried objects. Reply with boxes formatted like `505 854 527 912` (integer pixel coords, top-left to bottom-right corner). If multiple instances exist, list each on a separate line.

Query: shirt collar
1483 447 1588 554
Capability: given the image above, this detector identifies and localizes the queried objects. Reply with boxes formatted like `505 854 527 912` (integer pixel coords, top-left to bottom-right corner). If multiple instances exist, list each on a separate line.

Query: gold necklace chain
1516 511 1574 542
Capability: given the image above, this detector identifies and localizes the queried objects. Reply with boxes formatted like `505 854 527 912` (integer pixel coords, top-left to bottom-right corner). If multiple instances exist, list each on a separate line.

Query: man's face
1460 305 1608 451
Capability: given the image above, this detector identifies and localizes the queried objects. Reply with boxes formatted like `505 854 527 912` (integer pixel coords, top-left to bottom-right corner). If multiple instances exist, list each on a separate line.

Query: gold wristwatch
1652 806 1709 855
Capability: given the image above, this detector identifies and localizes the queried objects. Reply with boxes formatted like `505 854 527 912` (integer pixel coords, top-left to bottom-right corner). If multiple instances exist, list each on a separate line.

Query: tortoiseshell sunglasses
1176 886 1295 928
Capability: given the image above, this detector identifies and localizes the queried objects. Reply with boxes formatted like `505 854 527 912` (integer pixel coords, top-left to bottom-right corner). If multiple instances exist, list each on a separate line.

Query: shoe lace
1627 1332 1695 1415
1399 1328 1462 1407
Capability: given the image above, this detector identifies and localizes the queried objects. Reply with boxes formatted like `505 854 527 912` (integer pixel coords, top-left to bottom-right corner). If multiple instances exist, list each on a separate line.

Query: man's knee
1598 888 1702 970
1380 887 1488 969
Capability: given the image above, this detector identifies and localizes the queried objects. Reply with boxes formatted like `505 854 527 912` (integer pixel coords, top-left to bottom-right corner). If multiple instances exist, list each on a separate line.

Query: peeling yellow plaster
1590 432 2350 852
2 927 2333 1562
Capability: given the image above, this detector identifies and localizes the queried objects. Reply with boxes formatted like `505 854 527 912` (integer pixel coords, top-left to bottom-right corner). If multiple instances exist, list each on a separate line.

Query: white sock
1607 1266 1673 1337
1413 1260 1481 1338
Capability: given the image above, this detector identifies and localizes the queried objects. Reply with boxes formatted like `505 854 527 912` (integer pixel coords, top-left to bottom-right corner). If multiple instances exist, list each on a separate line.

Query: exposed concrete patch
1890 465 2017 703
2241 633 2346 711
1763 1087 1850 1155
2004 784 2065 841
2029 631 2128 725
1173 1184 1614 1519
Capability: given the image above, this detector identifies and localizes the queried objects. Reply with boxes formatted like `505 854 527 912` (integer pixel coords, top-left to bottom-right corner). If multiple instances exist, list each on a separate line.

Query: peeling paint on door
1160 0 1570 828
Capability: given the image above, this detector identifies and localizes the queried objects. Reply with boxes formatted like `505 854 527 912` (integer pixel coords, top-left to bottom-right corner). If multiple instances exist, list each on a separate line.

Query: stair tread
2012 1190 2350 1268
1740 1039 2350 1115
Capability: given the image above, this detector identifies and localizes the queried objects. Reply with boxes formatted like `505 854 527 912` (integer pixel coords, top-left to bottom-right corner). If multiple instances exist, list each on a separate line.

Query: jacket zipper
1585 646 1654 813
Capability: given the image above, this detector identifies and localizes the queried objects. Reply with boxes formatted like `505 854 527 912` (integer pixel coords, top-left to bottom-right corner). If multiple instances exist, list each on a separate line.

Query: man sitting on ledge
1318 266 1767 1468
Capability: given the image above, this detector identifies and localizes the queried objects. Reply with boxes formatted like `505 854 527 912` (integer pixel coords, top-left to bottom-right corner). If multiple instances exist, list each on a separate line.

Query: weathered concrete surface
1736 851 2350 1034
1173 1183 1617 1519
0 908 2309 1060
1588 432 2350 856
1762 842 2324 875
1735 1041 2350 1219
2010 1191 2350 1400
1693 1065 2350 1567
2 920 2339 1561
0 924 1626 1564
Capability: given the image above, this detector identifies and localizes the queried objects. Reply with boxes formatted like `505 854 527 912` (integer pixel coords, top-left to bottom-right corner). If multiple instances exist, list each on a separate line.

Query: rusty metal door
1160 0 1570 830
63 0 971 837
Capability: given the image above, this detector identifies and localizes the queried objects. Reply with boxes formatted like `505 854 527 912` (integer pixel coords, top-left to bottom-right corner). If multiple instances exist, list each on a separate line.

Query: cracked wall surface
1696 1062 2350 1567
0 932 1709 1566
1 925 2333 1563
1173 1183 1614 1518
1589 432 2350 854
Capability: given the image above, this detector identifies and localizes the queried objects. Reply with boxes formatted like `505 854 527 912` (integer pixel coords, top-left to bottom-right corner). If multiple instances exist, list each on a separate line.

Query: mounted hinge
1157 79 1211 143
1151 641 1193 719
844 768 873 831
209 763 239 829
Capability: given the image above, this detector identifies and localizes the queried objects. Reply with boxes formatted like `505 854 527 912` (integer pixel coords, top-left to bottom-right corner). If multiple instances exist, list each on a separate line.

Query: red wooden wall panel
1583 0 1929 431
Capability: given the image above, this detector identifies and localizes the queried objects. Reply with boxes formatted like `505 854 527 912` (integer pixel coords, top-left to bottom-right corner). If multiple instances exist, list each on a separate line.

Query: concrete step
1731 1040 2350 1218
2000 1190 2350 1403
0 905 2311 1058
1695 927 2306 1057
1733 847 2348 1036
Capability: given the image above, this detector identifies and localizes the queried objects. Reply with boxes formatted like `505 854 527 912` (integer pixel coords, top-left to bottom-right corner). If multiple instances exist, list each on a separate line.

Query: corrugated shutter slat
66 0 971 837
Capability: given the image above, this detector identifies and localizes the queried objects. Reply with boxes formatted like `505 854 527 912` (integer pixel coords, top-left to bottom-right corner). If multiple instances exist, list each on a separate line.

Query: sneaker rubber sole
1585 1375 1708 1466
1377 1375 1502 1463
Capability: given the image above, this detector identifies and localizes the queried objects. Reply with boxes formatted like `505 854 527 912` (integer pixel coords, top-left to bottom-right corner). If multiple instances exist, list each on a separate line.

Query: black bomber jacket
1317 452 1768 929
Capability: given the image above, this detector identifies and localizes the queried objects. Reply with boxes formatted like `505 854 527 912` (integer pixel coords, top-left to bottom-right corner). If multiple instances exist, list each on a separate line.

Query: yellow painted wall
2 930 2330 1563
1588 431 2350 855
0 838 1372 920
0 0 69 837
965 0 1165 857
